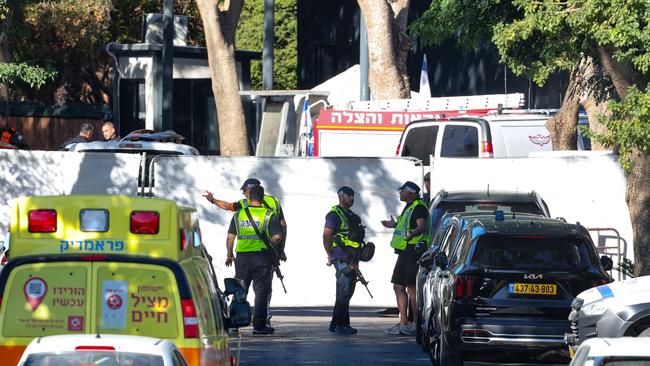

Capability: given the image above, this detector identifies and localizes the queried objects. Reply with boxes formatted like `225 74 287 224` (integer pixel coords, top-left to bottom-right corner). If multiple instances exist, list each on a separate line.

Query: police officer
381 181 428 336
204 178 287 260
225 185 282 335
322 186 361 335
204 178 286 327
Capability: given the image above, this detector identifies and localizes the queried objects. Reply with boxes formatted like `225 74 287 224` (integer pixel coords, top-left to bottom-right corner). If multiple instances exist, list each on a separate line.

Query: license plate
509 283 557 295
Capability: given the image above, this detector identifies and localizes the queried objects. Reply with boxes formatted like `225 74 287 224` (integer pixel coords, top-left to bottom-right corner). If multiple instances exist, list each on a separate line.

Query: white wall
0 151 632 307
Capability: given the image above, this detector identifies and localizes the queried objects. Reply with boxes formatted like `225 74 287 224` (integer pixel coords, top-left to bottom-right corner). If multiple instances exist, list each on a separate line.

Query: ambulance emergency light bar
28 209 159 234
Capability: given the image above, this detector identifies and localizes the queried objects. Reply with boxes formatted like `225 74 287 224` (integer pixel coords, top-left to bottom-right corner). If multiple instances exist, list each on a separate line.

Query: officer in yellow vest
204 178 286 328
225 185 283 335
204 178 286 259
381 181 428 336
322 186 360 335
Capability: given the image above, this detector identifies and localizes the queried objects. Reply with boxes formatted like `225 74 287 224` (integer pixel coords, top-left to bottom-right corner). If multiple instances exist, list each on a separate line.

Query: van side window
401 125 439 165
440 125 478 157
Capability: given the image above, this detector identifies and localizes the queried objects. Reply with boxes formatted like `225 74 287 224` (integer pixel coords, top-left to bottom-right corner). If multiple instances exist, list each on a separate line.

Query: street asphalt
228 307 569 366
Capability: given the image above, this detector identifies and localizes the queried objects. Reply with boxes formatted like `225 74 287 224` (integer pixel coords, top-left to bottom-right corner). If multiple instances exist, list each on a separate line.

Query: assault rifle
243 207 288 293
354 266 373 298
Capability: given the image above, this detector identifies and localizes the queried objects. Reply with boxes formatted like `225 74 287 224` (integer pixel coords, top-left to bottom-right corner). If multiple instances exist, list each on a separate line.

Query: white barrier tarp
153 156 424 306
1 151 141 240
430 152 632 265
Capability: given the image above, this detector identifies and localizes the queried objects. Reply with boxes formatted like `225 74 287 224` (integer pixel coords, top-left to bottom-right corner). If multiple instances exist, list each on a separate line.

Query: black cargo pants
234 251 273 330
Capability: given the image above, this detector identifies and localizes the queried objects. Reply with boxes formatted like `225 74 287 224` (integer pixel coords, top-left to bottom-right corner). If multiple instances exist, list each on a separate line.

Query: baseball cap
398 181 420 194
240 178 261 191
337 186 355 196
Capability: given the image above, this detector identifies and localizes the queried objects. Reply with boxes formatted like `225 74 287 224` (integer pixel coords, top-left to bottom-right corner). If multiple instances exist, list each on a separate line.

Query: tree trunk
196 0 250 156
546 64 581 150
357 0 410 99
577 56 612 151
597 45 641 101
597 46 649 276
389 0 411 93
627 149 650 276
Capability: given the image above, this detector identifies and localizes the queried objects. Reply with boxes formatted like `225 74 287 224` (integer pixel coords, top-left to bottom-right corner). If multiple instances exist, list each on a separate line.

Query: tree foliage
583 86 650 172
236 0 297 90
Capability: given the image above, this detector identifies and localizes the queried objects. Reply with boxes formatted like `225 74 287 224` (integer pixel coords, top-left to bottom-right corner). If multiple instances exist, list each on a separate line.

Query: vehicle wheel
428 327 440 366
439 331 463 366
639 327 650 337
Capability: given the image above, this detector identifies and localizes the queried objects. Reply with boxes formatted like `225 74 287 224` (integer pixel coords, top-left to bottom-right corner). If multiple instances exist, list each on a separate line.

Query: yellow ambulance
0 195 248 365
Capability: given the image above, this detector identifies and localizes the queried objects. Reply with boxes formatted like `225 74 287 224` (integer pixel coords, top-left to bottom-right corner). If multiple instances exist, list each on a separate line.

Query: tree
413 0 650 275
357 0 410 100
196 0 249 156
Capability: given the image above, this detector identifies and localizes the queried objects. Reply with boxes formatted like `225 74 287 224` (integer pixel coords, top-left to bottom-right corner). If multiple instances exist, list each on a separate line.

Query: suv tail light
181 299 199 338
130 211 159 234
454 275 475 299
481 141 494 158
28 209 57 233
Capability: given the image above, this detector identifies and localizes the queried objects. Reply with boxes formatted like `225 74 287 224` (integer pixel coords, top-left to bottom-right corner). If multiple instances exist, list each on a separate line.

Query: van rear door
398 120 440 165
2 261 92 337
93 262 181 338
488 118 552 157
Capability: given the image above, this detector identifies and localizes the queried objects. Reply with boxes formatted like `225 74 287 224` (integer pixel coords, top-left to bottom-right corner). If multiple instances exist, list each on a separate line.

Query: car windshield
24 351 164 366
471 235 593 271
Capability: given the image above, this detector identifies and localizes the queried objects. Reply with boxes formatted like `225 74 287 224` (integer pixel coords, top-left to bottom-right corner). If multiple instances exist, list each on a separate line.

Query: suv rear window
431 201 545 231
440 125 478 157
471 235 593 271
24 352 164 366
401 125 439 165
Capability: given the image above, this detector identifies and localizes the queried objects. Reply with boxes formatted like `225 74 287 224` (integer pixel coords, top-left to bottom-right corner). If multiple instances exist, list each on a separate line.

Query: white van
396 111 590 165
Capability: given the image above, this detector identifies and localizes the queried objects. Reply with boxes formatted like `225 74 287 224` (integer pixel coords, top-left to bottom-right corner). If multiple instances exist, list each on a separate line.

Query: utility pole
360 13 369 101
160 0 174 131
262 0 275 90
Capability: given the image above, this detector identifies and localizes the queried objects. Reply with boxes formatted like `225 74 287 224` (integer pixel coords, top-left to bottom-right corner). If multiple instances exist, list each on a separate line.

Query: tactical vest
239 194 281 218
331 206 361 249
390 199 427 250
234 206 273 253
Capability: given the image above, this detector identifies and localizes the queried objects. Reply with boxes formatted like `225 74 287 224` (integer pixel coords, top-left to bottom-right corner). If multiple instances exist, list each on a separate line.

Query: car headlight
581 301 609 316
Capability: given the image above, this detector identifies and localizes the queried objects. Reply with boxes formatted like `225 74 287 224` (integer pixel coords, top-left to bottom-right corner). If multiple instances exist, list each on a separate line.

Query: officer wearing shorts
381 181 428 336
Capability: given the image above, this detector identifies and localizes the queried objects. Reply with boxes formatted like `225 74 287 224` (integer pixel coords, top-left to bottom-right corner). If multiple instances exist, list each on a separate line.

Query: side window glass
401 125 439 165
193 225 202 248
440 225 458 254
450 231 468 264
440 125 478 157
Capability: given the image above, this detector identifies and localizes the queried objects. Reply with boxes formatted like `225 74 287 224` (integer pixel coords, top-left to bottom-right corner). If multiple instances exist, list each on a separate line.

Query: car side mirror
600 256 613 271
435 252 448 271
419 252 434 268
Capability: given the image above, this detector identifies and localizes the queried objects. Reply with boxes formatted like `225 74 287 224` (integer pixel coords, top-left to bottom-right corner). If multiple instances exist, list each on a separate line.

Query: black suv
426 212 612 365
416 189 551 346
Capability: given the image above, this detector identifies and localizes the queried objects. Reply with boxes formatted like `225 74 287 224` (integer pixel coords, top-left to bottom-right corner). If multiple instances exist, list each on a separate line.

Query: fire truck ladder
340 93 525 112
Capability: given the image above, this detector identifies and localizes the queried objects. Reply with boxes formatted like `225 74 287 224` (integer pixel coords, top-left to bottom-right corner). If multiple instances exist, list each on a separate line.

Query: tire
439 331 463 366
639 327 650 337
428 326 440 366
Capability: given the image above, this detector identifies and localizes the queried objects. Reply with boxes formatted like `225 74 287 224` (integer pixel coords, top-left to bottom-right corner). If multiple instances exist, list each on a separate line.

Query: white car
18 334 188 366
570 337 650 366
